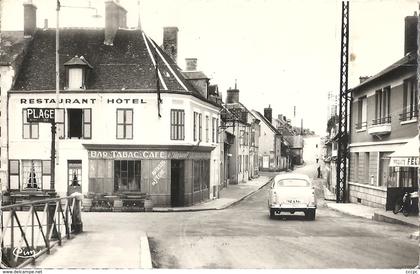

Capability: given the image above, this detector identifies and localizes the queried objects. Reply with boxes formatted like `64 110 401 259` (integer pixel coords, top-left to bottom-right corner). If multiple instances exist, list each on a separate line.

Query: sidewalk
323 186 419 239
153 175 273 212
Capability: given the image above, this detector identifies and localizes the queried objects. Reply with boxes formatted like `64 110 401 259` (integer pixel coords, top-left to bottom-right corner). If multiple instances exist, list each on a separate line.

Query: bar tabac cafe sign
88 150 209 160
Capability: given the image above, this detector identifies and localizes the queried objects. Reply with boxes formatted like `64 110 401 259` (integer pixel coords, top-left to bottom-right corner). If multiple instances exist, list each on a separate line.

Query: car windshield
275 179 310 187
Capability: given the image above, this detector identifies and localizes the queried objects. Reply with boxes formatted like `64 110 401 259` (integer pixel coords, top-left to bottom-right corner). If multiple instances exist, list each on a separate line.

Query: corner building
6 1 222 207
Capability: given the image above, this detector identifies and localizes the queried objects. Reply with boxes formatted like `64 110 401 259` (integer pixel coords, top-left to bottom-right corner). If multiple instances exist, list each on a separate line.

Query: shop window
193 160 209 192
170 109 185 140
22 109 39 139
114 160 141 191
401 77 418 121
22 160 42 190
390 167 418 188
9 160 20 190
88 159 113 193
68 109 91 139
116 109 133 139
68 160 82 187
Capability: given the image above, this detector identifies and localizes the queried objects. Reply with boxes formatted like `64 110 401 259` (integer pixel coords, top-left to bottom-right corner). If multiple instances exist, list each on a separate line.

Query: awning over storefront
389 136 419 167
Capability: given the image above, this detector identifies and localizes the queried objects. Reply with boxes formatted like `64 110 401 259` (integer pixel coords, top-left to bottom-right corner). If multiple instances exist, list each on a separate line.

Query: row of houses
323 13 418 211
0 1 304 208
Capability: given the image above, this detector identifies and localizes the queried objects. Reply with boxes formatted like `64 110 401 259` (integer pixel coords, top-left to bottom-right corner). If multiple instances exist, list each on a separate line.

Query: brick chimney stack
185 58 198 71
104 0 128 46
163 27 179 63
404 13 418 55
226 87 239 104
23 1 37 37
264 105 273 124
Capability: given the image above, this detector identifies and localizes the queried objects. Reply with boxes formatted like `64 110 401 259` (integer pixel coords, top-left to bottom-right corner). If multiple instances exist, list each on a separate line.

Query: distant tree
326 115 339 133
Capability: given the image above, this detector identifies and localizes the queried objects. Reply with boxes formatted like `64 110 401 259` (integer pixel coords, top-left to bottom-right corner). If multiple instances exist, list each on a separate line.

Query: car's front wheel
305 209 316 220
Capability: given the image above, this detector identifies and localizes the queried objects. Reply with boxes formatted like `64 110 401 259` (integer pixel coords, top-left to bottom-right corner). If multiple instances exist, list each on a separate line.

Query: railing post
10 210 14 265
71 195 83 234
31 207 34 249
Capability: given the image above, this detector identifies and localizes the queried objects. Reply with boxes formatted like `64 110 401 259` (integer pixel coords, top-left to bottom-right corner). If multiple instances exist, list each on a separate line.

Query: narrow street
36 137 418 269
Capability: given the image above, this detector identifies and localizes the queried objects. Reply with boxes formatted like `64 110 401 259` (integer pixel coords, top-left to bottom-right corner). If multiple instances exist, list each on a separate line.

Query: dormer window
64 55 93 90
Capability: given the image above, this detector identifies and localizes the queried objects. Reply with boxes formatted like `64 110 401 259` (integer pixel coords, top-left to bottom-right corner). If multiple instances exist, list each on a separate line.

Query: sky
1 0 418 134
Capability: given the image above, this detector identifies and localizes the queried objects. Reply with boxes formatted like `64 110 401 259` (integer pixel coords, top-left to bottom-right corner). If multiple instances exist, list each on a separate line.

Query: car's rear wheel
305 209 316 220
269 209 275 219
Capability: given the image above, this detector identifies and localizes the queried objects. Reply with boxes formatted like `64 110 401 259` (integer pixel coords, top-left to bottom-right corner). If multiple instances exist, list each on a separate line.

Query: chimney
359 76 370 84
23 1 37 37
163 27 178 63
264 105 272 124
404 13 418 55
185 58 197 71
43 19 48 30
226 87 239 104
104 0 128 46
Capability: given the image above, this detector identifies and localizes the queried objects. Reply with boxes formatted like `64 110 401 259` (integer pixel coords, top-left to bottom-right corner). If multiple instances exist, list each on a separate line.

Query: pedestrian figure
315 144 319 163
317 163 322 178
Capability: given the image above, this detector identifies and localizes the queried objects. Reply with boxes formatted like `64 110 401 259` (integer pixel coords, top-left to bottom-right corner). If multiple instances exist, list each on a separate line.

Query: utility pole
336 1 350 203
416 3 420 268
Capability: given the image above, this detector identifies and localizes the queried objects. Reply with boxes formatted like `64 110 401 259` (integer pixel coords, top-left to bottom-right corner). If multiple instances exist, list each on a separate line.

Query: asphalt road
35 136 419 268
144 162 418 268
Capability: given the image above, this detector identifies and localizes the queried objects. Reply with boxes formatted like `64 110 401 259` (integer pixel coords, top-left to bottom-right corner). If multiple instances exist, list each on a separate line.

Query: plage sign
26 108 55 123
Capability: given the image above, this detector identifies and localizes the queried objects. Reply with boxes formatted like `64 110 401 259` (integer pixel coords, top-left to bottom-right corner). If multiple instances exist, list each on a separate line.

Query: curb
221 177 273 210
372 212 418 228
140 234 153 269
325 203 373 220
152 177 274 213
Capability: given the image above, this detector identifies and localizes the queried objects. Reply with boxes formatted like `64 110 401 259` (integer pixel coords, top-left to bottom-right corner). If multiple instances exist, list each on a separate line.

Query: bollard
70 193 83 233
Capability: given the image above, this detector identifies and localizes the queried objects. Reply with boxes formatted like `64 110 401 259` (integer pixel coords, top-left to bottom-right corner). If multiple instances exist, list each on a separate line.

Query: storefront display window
114 160 141 191
193 160 209 192
389 167 418 188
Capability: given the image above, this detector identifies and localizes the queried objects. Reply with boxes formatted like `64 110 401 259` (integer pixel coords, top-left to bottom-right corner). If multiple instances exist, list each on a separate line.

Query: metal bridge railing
1 194 83 268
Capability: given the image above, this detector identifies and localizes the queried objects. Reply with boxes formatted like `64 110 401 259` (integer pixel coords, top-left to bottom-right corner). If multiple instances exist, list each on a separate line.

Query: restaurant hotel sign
88 150 210 160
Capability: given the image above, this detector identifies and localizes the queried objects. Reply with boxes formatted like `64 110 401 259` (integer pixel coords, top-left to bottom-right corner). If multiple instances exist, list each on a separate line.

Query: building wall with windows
349 27 418 209
7 91 221 206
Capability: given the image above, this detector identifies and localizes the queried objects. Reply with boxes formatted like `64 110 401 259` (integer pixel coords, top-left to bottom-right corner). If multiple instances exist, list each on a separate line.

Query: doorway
171 160 185 207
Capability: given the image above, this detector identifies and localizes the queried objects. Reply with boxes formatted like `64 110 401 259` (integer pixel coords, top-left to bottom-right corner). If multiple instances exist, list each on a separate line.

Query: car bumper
269 204 316 212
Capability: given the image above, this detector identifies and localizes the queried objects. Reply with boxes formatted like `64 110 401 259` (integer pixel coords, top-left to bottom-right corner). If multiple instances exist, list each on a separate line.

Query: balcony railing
371 116 391 126
355 121 367 130
368 116 391 136
399 109 418 122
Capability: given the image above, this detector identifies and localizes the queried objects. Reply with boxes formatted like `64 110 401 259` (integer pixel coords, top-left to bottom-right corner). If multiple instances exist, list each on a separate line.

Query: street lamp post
51 0 101 195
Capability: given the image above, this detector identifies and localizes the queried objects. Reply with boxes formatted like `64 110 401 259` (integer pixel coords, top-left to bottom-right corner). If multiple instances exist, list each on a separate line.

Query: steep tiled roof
12 28 197 93
252 110 281 135
0 31 28 66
